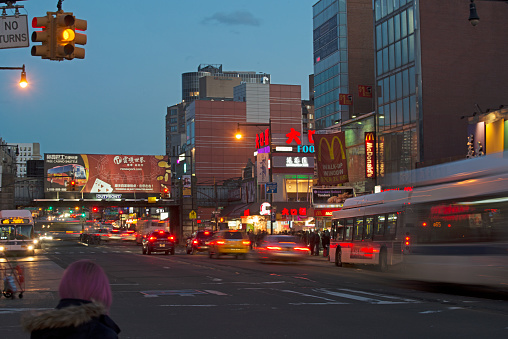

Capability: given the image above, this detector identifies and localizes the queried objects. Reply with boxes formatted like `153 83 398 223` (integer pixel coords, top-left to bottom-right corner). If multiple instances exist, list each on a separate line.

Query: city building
9 142 42 178
373 0 508 184
0 138 18 210
181 64 271 103
312 0 375 130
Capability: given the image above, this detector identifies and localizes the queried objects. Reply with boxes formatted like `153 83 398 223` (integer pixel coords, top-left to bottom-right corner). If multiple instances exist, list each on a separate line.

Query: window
344 218 354 241
386 213 398 239
375 214 386 237
365 217 374 240
354 217 364 241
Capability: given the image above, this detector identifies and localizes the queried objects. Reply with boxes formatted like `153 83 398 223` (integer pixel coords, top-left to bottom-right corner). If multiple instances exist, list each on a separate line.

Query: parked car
142 230 176 255
255 235 310 262
208 230 250 259
186 230 214 254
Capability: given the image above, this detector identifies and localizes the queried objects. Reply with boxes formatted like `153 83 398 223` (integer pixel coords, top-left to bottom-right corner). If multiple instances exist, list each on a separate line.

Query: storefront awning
220 203 251 219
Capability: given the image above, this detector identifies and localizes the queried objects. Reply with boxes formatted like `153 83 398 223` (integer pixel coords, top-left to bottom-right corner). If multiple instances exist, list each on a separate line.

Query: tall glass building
312 0 374 130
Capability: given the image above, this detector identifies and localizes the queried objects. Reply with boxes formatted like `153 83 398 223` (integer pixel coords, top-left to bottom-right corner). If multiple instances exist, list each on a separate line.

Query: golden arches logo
365 132 375 141
318 136 346 161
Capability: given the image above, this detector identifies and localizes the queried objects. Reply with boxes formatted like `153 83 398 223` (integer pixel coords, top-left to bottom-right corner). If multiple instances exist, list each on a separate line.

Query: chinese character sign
314 132 348 185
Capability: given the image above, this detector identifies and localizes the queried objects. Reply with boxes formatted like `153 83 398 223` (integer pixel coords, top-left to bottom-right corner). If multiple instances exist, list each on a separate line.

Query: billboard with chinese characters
314 132 348 185
44 154 171 194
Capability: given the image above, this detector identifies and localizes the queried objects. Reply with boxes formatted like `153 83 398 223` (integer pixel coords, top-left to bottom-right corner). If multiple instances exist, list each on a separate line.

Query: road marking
316 288 419 304
281 289 337 302
159 304 217 307
203 290 228 296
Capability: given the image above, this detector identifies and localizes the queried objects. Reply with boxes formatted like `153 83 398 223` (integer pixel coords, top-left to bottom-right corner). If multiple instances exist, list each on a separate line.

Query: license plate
159 244 166 247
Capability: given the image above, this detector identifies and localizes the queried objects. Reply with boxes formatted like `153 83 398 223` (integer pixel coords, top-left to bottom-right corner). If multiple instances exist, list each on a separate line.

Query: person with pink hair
22 259 120 338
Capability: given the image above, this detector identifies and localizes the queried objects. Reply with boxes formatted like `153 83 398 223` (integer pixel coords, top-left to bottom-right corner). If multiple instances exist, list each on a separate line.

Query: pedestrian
21 259 120 339
309 231 316 255
314 230 320 256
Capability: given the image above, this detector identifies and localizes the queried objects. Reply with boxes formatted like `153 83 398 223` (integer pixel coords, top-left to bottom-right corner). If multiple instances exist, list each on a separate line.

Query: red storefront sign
358 85 373 98
339 93 353 105
314 209 340 217
281 208 307 216
365 132 376 179
256 128 270 149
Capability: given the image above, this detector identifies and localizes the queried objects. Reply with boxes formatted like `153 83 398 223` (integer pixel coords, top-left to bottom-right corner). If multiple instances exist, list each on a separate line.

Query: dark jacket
21 298 120 339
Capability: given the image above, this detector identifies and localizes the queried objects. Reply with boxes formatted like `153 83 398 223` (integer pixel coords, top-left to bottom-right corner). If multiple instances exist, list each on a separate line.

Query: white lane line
317 288 417 304
281 289 337 302
337 288 419 303
203 290 228 296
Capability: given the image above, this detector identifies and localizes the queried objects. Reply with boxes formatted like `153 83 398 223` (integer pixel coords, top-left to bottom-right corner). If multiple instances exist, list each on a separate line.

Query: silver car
255 235 310 262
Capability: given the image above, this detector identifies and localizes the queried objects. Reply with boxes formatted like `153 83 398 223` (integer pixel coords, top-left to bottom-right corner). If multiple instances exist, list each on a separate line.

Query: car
142 230 176 255
186 229 214 254
120 229 137 242
255 235 310 262
208 230 250 259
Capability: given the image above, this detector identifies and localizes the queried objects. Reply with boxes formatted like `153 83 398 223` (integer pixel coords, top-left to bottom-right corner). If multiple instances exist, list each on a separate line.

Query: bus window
386 213 398 240
364 216 374 240
332 219 344 241
354 217 364 241
375 214 386 238
345 218 354 241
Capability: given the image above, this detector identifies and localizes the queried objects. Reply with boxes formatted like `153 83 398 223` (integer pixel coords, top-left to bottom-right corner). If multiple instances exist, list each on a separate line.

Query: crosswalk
140 287 421 307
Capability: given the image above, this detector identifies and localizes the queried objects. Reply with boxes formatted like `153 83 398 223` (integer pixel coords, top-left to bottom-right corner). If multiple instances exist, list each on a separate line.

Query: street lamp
235 120 275 234
468 0 508 26
0 64 28 88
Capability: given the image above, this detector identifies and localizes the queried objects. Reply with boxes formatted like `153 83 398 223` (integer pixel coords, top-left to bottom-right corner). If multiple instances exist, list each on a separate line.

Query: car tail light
127 230 135 233
267 246 282 250
149 236 157 242
294 247 310 251
193 239 199 244
159 230 164 234
216 240 225 245
168 236 175 241
242 240 251 245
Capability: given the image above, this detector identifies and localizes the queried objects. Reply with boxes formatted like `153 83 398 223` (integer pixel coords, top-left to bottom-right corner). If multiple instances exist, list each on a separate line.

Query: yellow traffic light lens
19 71 28 88
62 28 75 42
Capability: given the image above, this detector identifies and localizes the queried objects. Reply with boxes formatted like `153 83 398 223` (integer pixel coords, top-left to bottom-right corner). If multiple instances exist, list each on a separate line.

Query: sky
1 0 316 156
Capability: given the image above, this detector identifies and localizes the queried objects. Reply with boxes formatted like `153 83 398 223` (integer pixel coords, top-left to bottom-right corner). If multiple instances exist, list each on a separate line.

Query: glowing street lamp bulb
235 133 242 139
19 71 28 88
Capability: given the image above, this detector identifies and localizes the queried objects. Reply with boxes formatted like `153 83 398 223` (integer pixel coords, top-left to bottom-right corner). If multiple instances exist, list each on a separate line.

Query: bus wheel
378 248 388 272
335 248 342 267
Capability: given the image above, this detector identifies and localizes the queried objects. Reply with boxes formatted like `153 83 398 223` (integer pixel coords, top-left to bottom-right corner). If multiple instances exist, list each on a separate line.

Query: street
1 240 507 338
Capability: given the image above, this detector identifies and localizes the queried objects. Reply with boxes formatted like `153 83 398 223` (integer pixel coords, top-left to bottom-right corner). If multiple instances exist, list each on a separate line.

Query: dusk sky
1 0 316 156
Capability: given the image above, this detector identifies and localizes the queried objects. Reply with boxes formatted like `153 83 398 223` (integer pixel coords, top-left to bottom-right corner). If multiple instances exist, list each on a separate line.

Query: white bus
331 154 508 288
0 210 37 256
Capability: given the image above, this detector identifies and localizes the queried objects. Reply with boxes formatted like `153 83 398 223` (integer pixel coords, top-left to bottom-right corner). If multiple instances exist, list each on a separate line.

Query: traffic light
67 180 77 191
92 207 99 213
31 11 87 61
31 14 53 59
55 12 87 60
161 187 169 199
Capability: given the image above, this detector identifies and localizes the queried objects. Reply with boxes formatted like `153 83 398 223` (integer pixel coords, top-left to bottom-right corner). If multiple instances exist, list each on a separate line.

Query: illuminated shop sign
281 208 307 216
96 194 122 200
314 209 339 217
256 128 316 153
365 132 376 179
260 202 271 215
272 156 314 168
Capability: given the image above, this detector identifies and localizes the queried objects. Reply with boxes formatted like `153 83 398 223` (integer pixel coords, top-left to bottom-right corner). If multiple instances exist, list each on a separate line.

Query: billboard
44 154 171 194
314 132 348 185
311 187 355 205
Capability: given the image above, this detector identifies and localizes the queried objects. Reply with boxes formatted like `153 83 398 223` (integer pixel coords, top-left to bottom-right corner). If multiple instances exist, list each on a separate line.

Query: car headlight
33 239 39 244
0 246 4 251
28 245 34 250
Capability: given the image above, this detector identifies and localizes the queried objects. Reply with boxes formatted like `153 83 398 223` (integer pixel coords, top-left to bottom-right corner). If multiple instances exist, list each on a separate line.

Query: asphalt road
1 240 507 338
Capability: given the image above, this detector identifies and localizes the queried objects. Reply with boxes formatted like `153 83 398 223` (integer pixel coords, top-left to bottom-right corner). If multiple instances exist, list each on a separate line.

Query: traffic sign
266 182 277 194
189 210 197 219
0 15 29 49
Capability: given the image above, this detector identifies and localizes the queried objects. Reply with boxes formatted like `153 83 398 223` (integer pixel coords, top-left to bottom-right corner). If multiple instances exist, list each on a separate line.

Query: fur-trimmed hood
21 299 120 338
22 301 108 331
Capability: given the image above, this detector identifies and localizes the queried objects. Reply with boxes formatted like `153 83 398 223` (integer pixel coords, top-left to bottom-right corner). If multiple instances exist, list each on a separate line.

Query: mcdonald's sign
365 132 376 179
314 132 348 185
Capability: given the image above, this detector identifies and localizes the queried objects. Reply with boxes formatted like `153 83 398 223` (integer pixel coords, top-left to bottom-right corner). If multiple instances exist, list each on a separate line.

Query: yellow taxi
208 230 251 259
